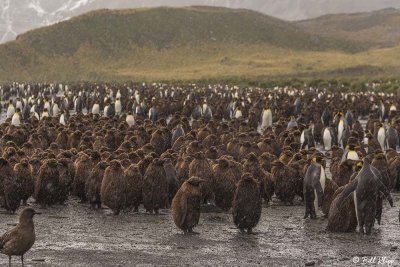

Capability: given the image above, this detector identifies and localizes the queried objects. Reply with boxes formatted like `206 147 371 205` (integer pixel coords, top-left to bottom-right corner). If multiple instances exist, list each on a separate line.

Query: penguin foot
247 229 256 235
187 230 200 235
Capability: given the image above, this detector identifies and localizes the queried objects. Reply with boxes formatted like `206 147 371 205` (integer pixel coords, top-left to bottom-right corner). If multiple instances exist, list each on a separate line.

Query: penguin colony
0 82 398 246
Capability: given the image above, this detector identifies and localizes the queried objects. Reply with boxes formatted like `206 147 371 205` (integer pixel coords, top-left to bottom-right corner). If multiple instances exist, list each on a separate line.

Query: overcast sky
1 0 400 43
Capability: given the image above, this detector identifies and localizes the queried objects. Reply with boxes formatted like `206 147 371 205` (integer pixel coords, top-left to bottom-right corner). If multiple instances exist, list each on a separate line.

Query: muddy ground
0 193 398 267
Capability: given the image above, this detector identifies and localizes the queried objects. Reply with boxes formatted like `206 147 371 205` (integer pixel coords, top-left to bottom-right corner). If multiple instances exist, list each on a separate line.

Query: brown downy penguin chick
176 155 193 185
259 152 277 173
366 132 381 154
212 157 237 211
243 153 271 202
86 161 109 209
34 159 60 207
189 152 214 204
56 158 75 205
332 159 356 187
327 186 358 232
73 153 95 202
205 146 219 160
185 140 203 155
13 159 34 205
321 178 339 216
232 173 262 234
101 160 127 215
124 164 143 212
294 153 311 195
28 158 42 179
163 158 179 207
0 208 40 267
172 176 205 234
142 158 168 214
55 130 69 150
150 129 166 156
271 160 297 205
137 155 154 177
0 158 20 214
68 130 82 149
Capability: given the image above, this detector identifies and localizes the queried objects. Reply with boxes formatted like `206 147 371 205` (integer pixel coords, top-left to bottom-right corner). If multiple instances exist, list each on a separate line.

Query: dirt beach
0 192 398 267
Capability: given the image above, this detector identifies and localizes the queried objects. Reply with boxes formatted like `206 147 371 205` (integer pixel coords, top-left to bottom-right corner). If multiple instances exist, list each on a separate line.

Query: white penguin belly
347 151 359 161
363 137 369 154
52 105 60 117
115 101 122 115
235 110 242 119
92 104 100 115
59 114 65 125
126 115 135 126
338 120 344 147
261 110 272 129
300 131 305 145
377 127 386 150
323 129 332 150
11 114 20 126
7 107 15 118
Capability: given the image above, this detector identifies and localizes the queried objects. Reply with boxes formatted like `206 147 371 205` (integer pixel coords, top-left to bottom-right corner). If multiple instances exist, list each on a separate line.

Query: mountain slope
297 8 400 49
14 6 353 55
0 6 399 82
2 0 400 44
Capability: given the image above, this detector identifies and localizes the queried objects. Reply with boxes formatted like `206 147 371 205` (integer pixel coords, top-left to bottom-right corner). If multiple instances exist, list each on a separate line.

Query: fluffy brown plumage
212 157 237 211
188 152 214 204
101 160 127 215
232 173 262 234
13 159 34 205
327 186 357 232
86 161 109 209
163 158 179 207
124 164 143 212
271 160 297 205
34 159 60 207
172 176 204 234
0 158 20 213
73 154 94 202
142 158 168 214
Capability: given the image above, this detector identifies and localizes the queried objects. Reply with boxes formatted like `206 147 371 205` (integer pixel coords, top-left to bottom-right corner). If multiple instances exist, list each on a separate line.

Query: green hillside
297 8 400 49
0 6 399 82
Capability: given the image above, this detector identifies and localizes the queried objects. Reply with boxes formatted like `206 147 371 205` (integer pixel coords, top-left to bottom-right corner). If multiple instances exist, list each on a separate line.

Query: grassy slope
0 6 399 82
297 8 400 49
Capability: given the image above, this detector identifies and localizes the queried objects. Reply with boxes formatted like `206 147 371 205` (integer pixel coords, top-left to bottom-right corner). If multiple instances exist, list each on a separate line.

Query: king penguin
11 109 21 126
126 112 135 127
261 107 273 130
377 123 386 151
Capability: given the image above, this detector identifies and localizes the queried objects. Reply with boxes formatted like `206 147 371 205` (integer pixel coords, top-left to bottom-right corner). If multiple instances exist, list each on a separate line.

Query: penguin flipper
336 179 358 208
314 182 324 207
179 199 188 227
377 179 394 207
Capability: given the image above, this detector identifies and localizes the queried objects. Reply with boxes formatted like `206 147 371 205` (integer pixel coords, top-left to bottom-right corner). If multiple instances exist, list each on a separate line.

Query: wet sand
0 193 398 267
